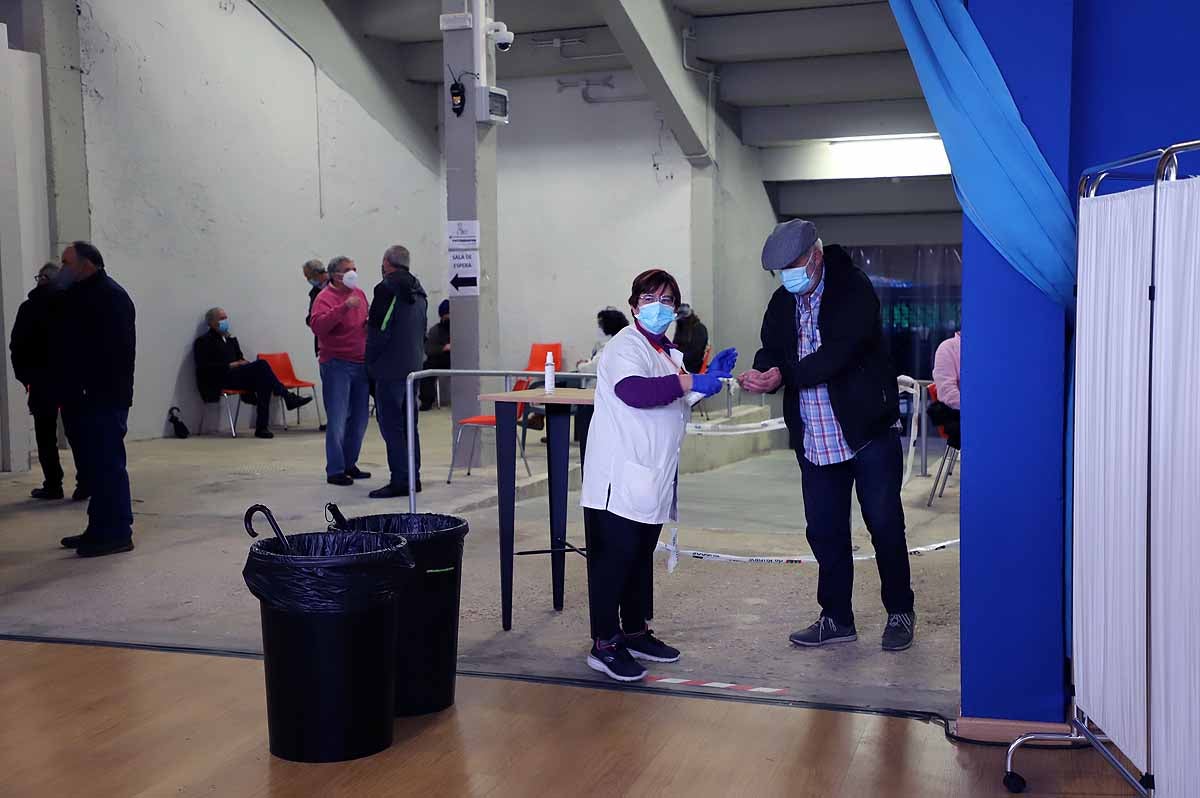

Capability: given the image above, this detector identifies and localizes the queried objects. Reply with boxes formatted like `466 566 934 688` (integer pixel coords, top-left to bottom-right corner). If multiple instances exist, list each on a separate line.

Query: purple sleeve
614 375 685 408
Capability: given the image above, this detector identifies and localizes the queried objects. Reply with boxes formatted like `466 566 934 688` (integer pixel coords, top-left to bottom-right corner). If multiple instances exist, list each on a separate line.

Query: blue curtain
889 0 1078 646
888 0 1077 306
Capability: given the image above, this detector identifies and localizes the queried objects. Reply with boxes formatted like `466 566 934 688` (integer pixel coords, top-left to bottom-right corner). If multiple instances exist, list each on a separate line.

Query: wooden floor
0 641 1131 798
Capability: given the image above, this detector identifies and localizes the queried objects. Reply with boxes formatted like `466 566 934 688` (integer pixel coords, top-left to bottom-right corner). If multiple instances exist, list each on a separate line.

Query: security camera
487 20 515 52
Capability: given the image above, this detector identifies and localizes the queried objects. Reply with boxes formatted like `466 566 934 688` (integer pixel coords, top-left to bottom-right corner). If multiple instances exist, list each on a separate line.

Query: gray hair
39 261 60 278
383 245 410 270
204 307 224 325
327 255 353 275
302 258 325 277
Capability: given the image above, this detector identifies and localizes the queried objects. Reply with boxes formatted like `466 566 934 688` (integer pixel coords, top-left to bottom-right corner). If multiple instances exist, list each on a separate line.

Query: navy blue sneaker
587 635 646 682
624 629 680 663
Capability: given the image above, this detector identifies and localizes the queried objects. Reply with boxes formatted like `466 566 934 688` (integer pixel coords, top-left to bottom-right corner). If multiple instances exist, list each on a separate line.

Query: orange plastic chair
449 378 533 483
926 383 960 506
257 352 322 428
524 343 563 372
698 345 714 374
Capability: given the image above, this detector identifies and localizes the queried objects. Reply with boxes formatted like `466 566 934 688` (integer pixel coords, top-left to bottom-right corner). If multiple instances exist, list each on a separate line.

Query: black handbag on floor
168 406 190 439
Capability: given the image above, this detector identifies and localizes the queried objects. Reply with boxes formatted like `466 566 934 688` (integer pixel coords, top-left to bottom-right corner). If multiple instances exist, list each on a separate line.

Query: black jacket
9 283 57 408
306 284 321 356
193 330 244 403
49 270 136 408
366 268 428 382
752 244 899 455
674 318 709 374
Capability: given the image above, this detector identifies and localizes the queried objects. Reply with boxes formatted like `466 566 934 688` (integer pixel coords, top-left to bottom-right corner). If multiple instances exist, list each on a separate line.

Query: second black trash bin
243 506 414 762
328 509 469 716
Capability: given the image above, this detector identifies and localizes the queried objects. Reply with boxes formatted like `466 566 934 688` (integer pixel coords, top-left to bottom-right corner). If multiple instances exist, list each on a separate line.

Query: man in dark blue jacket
365 245 428 498
739 220 915 652
51 242 137 558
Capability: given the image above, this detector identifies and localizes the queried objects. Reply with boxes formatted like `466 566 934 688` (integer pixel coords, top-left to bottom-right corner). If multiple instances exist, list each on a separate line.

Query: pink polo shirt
309 285 368 364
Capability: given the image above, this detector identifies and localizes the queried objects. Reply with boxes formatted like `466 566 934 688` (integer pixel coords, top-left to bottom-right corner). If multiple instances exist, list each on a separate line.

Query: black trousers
583 507 662 641
62 404 133 543
222 361 286 431
797 430 914 626
32 403 64 489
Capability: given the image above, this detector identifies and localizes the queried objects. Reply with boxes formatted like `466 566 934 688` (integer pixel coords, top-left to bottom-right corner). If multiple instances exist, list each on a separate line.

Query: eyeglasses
637 294 677 309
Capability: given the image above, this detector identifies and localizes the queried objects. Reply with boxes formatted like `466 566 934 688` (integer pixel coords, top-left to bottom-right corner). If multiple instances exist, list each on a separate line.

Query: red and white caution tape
656 536 960 566
644 675 788 694
685 417 788 436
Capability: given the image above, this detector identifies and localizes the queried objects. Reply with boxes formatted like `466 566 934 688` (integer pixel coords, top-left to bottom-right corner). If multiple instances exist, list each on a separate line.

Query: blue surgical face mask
308 278 322 288
780 267 815 295
217 319 230 335
636 302 675 335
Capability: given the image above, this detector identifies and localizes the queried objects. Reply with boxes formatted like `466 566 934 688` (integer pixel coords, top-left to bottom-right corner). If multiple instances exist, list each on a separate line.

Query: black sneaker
368 481 422 499
77 539 134 558
283 392 313 411
586 635 647 682
61 533 90 549
882 611 916 651
789 616 858 647
345 467 372 480
327 474 354 486
32 486 65 500
623 629 680 663
72 486 91 502
255 429 275 439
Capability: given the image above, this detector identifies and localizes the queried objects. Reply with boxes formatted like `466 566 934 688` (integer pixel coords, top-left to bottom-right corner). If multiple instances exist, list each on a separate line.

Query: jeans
320 358 369 477
61 403 133 543
223 360 286 432
797 430 914 626
374 378 420 486
583 508 663 641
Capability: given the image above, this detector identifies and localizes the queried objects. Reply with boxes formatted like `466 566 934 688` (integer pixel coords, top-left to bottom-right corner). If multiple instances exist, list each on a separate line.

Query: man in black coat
50 242 137 558
739 220 915 652
193 307 311 439
8 262 84 500
365 245 428 498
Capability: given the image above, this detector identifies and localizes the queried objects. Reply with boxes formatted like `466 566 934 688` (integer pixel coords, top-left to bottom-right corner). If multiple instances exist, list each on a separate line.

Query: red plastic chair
524 343 563 371
926 383 960 506
257 352 322 428
448 378 533 483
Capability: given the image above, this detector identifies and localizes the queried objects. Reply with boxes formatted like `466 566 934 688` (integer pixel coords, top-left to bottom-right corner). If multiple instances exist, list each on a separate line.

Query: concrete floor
0 407 960 717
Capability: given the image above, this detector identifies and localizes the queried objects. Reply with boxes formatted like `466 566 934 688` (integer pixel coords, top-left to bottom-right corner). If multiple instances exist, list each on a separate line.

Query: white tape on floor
655 537 960 566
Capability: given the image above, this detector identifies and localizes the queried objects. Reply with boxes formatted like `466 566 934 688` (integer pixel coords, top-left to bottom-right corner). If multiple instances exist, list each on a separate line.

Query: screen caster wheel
1003 771 1027 793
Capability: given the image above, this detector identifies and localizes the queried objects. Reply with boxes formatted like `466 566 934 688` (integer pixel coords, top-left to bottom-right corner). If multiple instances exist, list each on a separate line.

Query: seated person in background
672 304 709 374
929 330 961 448
193 307 311 439
574 307 630 452
419 299 451 411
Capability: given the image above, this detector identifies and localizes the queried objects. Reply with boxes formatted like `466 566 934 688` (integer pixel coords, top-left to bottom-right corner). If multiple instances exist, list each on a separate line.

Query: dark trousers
583 507 662 641
797 430 914 626
374 378 420 486
62 404 133 543
419 353 450 406
32 403 64 489
223 360 285 431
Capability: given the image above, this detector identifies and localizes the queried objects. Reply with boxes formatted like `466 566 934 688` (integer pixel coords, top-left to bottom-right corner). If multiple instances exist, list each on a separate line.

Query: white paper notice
447 220 480 251
448 250 480 296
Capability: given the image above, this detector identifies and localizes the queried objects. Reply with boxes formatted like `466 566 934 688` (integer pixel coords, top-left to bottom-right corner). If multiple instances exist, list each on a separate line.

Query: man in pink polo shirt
309 256 372 486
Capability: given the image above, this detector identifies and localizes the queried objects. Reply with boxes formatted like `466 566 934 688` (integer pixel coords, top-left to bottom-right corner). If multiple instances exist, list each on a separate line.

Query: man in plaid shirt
740 220 916 653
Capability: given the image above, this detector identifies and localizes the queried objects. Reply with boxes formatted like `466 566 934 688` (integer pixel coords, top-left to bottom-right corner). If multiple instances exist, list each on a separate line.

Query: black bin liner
243 529 414 762
328 512 469 716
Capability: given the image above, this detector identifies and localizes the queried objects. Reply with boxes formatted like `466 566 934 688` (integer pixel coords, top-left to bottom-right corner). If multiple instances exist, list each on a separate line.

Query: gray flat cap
761 219 818 271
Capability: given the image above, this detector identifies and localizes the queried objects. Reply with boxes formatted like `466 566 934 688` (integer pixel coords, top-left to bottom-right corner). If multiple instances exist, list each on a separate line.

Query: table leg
496 401 517 631
546 403 571 612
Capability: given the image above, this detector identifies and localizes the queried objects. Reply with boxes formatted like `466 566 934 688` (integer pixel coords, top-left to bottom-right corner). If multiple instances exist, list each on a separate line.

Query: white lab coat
580 326 690 525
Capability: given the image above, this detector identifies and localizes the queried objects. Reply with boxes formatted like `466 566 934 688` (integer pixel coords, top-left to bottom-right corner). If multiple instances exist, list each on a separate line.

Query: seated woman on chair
579 269 736 682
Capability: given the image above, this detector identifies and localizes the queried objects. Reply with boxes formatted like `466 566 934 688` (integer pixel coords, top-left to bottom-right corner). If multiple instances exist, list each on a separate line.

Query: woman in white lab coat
580 269 737 682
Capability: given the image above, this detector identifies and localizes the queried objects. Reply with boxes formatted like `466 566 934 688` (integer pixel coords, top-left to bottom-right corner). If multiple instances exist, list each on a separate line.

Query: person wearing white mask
579 269 737 682
738 219 915 653
309 256 371 486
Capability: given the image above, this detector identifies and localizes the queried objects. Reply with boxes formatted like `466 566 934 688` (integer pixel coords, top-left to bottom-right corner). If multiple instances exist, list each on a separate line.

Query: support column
442 0 500 466
22 0 91 251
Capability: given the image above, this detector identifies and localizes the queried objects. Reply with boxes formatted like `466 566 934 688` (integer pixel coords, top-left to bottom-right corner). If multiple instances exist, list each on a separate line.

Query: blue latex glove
708 347 738 376
691 373 725 398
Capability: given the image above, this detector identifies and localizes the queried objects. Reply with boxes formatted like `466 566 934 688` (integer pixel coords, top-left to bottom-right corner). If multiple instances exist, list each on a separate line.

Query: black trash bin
243 506 414 762
328 509 469 716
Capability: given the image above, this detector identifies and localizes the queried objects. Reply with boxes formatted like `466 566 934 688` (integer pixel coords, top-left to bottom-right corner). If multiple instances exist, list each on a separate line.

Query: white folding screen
1074 186 1154 772
1149 177 1200 798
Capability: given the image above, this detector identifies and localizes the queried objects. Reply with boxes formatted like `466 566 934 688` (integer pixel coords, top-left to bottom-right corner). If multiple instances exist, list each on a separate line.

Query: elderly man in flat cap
739 220 915 652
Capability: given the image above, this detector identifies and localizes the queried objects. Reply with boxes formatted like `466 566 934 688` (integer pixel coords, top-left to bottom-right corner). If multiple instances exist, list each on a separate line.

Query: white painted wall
496 71 692 370
78 1 444 439
0 33 49 472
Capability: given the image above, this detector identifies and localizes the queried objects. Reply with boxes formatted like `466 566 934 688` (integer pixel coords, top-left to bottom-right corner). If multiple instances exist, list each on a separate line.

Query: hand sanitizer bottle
544 351 556 395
